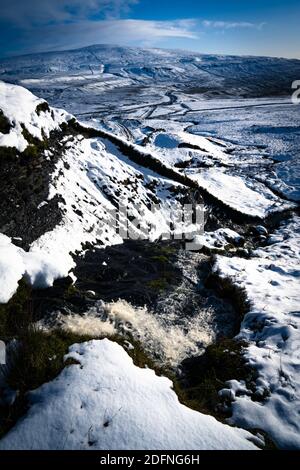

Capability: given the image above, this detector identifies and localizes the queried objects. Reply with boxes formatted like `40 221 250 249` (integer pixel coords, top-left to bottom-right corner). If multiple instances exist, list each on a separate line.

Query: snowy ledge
0 339 258 450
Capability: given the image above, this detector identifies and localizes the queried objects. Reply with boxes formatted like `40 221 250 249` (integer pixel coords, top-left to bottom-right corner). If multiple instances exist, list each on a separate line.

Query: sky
0 0 299 59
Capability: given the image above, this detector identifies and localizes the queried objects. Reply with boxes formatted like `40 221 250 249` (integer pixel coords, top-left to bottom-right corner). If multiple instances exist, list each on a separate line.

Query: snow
2 46 299 202
0 81 71 152
1 82 204 304
21 72 106 85
214 216 300 449
145 130 230 168
189 169 295 218
27 132 198 300
0 127 202 304
0 233 74 303
178 131 229 164
1 51 300 449
38 297 216 368
187 102 300 202
0 234 25 304
0 339 258 450
0 133 128 303
194 227 243 251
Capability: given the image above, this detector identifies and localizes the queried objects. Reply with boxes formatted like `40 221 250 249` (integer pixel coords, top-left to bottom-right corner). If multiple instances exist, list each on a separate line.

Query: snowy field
0 45 300 449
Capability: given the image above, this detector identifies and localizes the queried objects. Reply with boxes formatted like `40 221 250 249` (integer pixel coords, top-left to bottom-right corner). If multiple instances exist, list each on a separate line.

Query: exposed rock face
0 135 64 249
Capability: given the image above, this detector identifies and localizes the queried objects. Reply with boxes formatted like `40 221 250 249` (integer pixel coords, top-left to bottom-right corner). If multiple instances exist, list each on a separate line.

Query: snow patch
40 299 215 368
0 339 258 450
0 234 25 303
194 227 243 251
0 234 75 303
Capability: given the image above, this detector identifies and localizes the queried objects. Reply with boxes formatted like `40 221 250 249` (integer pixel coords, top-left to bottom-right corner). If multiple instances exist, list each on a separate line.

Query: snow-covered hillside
1 44 300 98
0 81 203 303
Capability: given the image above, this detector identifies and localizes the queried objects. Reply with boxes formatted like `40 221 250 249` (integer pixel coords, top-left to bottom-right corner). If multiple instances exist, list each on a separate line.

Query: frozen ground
214 216 300 449
0 82 202 303
189 169 295 218
0 81 71 151
0 339 258 450
0 45 300 449
2 45 299 202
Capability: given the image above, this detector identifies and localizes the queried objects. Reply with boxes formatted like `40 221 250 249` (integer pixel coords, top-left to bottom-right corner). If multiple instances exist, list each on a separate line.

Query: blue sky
0 0 299 58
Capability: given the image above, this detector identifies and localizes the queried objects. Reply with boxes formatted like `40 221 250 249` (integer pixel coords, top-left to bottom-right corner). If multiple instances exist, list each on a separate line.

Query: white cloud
202 20 266 30
19 19 199 53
